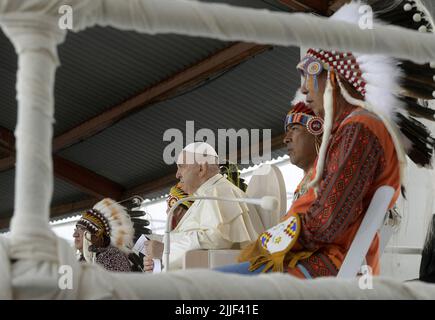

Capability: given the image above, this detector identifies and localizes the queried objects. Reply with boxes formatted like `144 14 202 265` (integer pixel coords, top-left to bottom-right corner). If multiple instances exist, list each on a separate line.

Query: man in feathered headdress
143 142 264 272
281 0 435 278
220 0 435 278
216 95 325 275
73 198 135 272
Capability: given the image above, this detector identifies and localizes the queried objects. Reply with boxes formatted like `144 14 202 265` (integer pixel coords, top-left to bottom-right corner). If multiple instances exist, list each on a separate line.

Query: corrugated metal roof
51 178 91 207
58 46 300 188
54 27 228 135
0 29 17 132
0 169 90 217
0 27 228 137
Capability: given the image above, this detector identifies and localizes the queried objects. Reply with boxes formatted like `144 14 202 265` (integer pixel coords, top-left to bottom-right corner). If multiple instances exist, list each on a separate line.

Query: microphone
163 195 278 272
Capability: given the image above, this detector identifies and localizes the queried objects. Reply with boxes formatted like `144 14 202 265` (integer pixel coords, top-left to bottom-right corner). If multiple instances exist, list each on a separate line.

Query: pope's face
175 151 202 194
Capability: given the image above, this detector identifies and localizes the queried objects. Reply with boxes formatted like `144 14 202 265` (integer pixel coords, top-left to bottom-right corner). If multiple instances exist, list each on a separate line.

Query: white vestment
167 174 264 269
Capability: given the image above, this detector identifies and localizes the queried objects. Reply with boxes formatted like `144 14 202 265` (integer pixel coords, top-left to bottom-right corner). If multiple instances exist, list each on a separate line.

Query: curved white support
0 0 435 63
95 0 435 63
0 18 65 240
338 186 395 278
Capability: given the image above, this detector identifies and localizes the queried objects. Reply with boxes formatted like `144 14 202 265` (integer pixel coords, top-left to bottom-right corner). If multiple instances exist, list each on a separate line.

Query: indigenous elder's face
175 151 206 194
283 123 317 171
73 226 85 251
300 70 327 118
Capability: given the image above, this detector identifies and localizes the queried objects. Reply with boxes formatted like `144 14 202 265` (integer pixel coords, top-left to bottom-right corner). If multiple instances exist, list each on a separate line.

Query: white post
0 16 65 245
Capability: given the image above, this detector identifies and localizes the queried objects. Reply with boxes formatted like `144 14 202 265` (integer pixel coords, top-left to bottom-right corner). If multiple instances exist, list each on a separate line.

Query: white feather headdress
298 0 435 191
78 198 135 253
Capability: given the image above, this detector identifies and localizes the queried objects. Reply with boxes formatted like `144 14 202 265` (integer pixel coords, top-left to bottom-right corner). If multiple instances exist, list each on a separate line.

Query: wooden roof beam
279 0 350 16
0 126 124 199
0 198 98 230
0 126 14 160
53 155 124 199
0 43 271 171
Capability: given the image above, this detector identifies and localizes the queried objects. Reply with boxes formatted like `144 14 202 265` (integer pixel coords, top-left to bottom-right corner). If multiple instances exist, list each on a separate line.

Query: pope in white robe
143 142 264 271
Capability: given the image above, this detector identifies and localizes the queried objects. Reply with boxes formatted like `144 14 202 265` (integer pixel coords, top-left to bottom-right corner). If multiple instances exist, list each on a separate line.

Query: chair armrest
183 249 241 269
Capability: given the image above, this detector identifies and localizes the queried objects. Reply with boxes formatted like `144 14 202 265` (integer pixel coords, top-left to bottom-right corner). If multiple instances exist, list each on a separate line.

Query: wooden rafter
0 126 124 199
279 0 350 15
0 198 98 230
53 156 124 199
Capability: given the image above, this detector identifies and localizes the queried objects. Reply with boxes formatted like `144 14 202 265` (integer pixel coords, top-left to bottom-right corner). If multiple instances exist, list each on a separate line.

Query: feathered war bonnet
297 0 435 192
77 198 135 253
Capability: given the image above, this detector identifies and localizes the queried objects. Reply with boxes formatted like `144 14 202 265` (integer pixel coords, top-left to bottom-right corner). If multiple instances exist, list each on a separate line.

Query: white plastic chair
246 164 287 229
337 185 395 278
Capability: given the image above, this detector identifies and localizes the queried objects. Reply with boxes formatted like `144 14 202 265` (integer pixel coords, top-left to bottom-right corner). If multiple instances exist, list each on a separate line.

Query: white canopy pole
87 0 435 64
0 0 434 63
0 15 65 253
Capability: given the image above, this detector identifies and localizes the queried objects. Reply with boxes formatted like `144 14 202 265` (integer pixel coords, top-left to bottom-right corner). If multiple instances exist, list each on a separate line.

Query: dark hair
91 233 111 249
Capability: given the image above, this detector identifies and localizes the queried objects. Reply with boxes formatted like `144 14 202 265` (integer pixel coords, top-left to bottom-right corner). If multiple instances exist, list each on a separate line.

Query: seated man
143 142 264 271
216 97 323 275
219 0 435 278
73 198 134 272
166 163 247 231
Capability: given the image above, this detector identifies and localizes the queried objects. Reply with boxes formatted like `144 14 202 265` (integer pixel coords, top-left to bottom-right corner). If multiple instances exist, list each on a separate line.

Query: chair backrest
337 185 395 278
246 164 287 230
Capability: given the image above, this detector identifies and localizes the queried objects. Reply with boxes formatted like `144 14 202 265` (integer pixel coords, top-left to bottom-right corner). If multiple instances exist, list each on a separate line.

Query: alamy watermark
358 265 373 290
163 121 272 165
58 265 73 290
358 5 373 30
58 3 374 31
58 5 73 30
